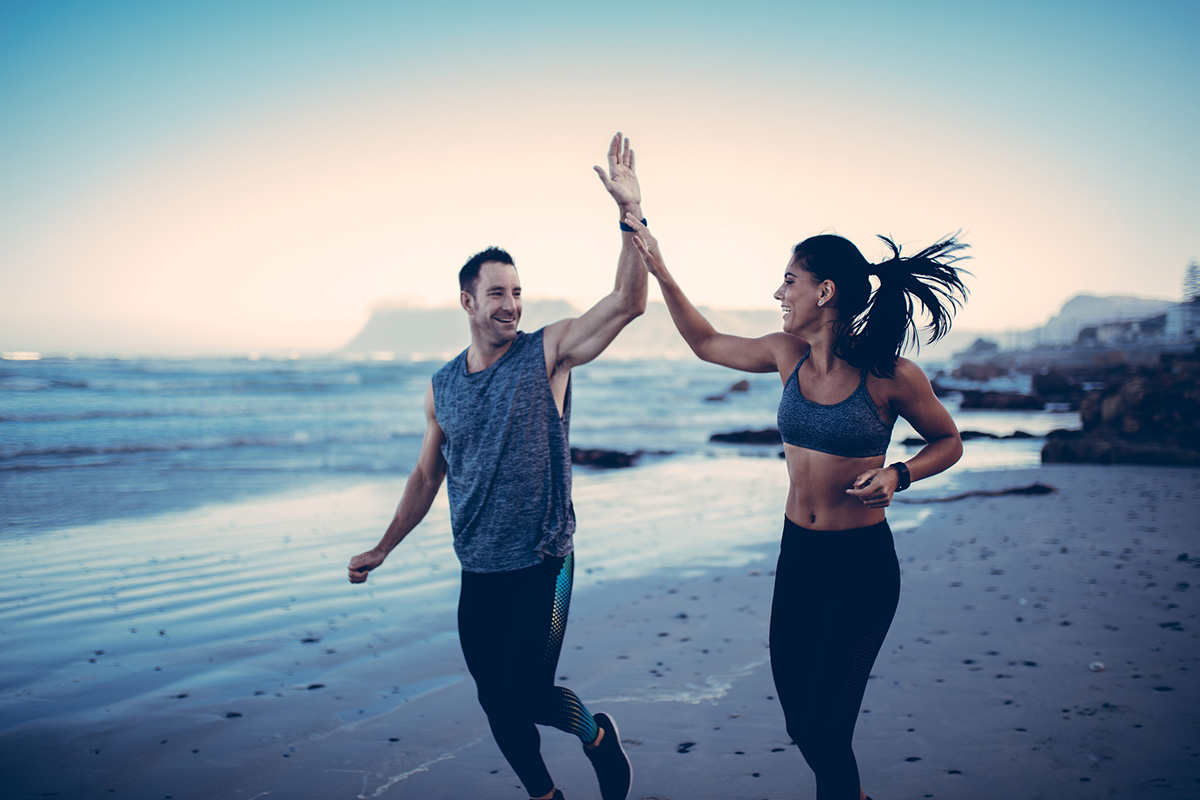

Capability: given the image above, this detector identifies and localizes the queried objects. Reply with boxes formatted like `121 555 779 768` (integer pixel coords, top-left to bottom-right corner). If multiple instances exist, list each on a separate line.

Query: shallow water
0 354 1079 737
0 354 1079 533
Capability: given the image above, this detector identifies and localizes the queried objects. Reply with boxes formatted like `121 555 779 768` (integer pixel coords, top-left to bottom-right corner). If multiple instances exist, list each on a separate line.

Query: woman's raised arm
626 214 797 374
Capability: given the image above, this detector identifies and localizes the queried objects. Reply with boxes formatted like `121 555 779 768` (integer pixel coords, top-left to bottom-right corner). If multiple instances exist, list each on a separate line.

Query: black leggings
769 517 901 800
458 552 599 798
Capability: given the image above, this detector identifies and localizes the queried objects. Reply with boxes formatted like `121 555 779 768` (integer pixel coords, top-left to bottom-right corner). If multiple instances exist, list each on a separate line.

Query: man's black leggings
458 552 599 798
769 517 901 800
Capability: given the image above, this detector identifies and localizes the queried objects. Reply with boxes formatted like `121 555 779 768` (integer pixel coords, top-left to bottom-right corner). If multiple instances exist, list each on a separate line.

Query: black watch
889 462 911 492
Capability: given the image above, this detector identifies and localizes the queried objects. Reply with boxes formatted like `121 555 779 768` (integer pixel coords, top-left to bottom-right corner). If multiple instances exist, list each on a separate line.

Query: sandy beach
1 459 1198 800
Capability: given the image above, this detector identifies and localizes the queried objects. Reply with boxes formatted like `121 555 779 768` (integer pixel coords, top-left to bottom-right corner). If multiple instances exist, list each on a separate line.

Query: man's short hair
459 247 515 295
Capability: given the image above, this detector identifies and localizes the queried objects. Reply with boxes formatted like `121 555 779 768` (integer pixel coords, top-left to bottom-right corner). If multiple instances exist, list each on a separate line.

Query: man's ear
460 290 476 314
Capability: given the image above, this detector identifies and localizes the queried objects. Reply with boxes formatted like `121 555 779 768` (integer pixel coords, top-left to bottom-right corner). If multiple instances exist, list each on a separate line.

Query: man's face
463 261 521 345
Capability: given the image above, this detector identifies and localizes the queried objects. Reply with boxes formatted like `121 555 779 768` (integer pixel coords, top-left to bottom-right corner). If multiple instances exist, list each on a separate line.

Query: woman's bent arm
888 359 963 482
846 359 962 508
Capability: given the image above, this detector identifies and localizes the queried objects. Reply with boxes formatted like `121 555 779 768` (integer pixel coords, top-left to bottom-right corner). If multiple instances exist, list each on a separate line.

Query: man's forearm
614 201 648 313
374 466 443 555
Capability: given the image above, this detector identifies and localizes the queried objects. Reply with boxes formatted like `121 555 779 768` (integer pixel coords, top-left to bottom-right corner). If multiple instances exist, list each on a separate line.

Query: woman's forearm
654 270 721 360
900 433 963 484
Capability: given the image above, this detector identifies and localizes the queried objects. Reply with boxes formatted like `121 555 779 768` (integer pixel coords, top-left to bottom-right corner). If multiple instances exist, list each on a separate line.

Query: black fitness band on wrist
889 462 911 492
619 217 647 232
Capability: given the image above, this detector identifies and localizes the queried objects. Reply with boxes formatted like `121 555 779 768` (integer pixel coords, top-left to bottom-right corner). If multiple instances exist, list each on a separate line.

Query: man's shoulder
510 328 546 356
433 347 469 383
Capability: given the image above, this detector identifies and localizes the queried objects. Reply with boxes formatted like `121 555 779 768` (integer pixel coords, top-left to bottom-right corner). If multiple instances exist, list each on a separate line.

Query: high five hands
594 132 641 209
623 215 666 279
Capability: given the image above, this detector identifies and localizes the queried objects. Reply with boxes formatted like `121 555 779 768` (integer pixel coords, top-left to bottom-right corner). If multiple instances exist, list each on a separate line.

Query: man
348 133 646 800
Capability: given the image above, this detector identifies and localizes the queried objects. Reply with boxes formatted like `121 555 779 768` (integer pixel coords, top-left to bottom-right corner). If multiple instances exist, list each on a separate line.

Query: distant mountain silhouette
338 301 782 360
338 293 1178 364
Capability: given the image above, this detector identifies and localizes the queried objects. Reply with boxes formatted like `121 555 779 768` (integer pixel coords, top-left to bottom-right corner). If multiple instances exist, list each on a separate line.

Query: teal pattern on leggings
538 552 599 744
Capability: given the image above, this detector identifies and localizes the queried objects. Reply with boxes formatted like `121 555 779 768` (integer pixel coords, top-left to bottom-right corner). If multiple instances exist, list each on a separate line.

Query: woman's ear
818 280 836 308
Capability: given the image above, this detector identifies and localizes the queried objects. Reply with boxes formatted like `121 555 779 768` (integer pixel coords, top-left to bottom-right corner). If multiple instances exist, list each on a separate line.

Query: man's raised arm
545 132 648 372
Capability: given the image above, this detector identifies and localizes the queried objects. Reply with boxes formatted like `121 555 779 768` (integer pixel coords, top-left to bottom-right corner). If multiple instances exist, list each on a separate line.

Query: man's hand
348 549 386 584
845 467 899 509
593 132 641 209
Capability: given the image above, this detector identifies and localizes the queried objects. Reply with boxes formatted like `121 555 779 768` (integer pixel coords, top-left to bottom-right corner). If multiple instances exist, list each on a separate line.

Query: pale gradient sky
2 0 1197 354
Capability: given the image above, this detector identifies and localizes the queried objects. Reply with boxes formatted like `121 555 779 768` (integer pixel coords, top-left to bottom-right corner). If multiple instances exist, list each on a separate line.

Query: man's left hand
594 132 641 209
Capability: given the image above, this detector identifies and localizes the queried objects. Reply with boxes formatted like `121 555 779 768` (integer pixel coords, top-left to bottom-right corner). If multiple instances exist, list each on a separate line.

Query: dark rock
1031 369 1086 406
1041 436 1200 466
951 362 1010 382
1042 352 1200 465
705 379 753 402
571 448 641 468
958 390 1045 411
907 430 1037 446
709 428 783 445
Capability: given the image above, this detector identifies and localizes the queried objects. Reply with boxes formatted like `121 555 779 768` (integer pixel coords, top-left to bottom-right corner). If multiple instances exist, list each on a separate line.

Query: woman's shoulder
867 357 934 400
893 357 929 379
766 333 810 375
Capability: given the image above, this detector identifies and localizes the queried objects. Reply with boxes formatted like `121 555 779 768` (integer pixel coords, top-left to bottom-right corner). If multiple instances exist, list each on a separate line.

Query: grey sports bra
777 349 894 458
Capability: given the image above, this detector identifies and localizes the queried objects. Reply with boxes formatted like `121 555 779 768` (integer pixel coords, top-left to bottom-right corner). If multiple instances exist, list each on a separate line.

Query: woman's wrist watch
889 462 911 492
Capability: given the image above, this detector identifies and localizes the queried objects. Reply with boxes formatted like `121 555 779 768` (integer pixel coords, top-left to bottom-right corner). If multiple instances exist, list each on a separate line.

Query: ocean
0 354 1079 535
0 352 1084 763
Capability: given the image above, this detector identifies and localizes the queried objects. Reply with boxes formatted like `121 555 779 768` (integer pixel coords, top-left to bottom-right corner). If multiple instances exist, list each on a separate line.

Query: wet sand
1 461 1197 799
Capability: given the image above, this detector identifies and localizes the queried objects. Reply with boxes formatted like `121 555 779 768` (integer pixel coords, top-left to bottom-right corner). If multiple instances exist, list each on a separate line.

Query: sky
2 0 1197 355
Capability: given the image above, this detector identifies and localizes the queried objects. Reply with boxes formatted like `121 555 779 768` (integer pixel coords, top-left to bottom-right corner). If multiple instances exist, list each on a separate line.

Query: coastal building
1166 299 1200 343
1079 314 1168 346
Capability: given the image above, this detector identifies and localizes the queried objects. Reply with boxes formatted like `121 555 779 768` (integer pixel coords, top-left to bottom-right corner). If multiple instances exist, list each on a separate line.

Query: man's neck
465 334 516 374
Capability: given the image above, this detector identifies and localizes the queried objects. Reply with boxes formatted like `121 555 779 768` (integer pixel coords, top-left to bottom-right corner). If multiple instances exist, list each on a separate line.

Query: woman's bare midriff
783 444 887 530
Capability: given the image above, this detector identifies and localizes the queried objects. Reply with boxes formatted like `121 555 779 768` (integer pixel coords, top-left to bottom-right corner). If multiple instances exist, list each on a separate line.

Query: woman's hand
623 214 667 279
845 466 900 509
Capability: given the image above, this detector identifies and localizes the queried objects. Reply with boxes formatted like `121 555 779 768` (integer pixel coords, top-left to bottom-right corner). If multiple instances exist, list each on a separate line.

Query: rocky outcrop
958 390 1045 411
1031 369 1087 407
709 428 783 445
1041 352 1200 465
705 379 752 402
571 448 641 468
901 430 1036 447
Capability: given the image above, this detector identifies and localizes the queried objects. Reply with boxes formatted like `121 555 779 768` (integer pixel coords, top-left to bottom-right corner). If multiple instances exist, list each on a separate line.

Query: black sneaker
583 712 631 800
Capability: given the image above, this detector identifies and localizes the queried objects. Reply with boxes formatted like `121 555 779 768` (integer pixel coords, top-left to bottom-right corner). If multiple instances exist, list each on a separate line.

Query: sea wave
0 377 90 391
0 429 425 463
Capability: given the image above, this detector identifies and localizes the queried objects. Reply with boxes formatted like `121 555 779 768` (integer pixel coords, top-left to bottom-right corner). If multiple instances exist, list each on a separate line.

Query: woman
625 216 968 800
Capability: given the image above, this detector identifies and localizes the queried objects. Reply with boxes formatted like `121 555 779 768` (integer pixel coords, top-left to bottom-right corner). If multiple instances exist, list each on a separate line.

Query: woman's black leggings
769 517 901 800
458 552 599 798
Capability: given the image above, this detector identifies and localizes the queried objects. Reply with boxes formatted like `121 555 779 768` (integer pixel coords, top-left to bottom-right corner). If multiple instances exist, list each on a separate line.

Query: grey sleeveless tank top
431 329 575 573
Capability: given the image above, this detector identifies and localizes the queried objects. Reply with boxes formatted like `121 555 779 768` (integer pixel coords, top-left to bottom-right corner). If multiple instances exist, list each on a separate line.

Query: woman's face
774 256 822 333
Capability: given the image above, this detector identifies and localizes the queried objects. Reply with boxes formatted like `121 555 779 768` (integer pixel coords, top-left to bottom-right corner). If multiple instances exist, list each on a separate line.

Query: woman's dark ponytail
793 233 970 378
